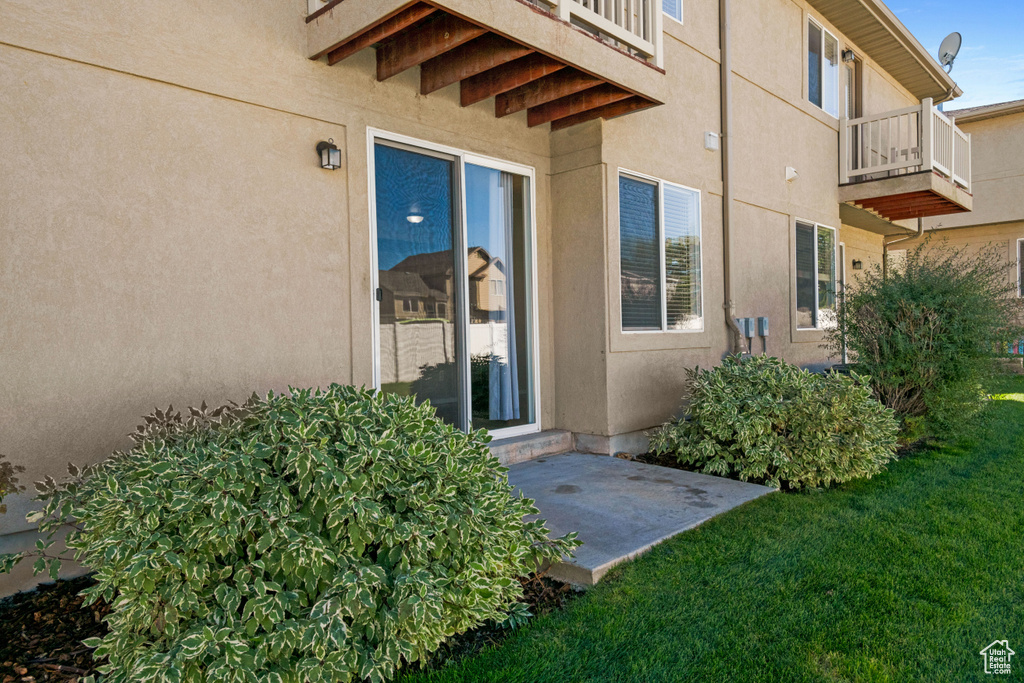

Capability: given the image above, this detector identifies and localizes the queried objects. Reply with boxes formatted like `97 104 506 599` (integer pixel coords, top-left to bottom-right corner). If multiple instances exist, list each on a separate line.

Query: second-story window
663 0 682 23
808 18 839 117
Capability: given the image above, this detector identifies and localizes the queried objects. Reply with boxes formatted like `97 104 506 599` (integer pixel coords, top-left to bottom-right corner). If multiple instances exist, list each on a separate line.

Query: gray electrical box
758 316 769 337
735 318 751 338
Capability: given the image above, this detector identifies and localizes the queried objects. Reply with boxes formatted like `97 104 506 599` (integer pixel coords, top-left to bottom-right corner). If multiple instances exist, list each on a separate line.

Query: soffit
805 0 960 102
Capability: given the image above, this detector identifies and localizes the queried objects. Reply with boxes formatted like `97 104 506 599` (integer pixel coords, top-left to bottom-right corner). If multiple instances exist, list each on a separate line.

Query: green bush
649 355 899 490
3 386 577 683
826 240 1024 435
0 452 25 515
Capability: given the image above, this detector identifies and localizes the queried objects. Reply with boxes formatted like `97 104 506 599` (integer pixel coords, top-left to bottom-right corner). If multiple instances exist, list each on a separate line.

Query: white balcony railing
840 97 971 193
537 0 663 67
306 0 664 68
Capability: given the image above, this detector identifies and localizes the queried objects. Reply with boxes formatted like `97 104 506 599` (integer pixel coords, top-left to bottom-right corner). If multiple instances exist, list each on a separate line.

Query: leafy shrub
826 240 1024 435
649 355 898 490
3 385 577 683
0 452 25 515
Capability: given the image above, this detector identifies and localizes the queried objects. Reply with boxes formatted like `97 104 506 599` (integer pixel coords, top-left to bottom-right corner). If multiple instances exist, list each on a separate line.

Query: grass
402 376 1024 683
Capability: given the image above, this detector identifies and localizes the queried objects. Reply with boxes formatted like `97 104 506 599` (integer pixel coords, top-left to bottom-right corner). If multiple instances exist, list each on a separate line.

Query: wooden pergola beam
421 33 533 95
377 14 487 81
460 53 566 107
550 96 656 130
527 84 633 127
326 3 437 66
495 69 602 117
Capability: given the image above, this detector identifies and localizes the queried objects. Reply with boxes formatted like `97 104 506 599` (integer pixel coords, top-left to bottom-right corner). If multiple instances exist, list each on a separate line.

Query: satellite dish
938 32 962 73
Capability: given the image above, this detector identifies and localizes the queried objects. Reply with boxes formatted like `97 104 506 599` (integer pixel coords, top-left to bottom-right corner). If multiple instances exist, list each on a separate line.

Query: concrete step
508 453 777 585
490 429 573 466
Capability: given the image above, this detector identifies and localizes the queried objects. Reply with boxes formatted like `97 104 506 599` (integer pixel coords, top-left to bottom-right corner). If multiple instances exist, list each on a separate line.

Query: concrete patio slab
508 453 776 585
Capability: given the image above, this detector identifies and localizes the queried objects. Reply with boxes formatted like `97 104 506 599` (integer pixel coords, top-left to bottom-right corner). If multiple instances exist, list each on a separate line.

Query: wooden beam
377 13 487 81
527 84 633 127
550 96 657 130
495 69 602 117
886 206 968 220
326 3 437 66
420 34 533 95
460 53 566 107
861 198 954 213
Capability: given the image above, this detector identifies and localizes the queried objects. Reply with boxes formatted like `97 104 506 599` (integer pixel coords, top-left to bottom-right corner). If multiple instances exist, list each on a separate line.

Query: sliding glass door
371 134 538 437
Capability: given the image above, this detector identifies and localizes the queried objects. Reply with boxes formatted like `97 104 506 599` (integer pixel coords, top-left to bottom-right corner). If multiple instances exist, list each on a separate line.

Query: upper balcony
839 98 972 233
306 0 666 130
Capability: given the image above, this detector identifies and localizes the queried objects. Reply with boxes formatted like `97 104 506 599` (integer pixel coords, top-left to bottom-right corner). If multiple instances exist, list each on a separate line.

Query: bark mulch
1 572 575 681
0 575 109 682
412 572 578 674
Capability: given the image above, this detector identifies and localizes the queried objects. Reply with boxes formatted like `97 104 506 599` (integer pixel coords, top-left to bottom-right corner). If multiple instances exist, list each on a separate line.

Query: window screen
664 184 702 330
808 21 823 109
796 221 817 328
619 176 661 331
663 0 682 22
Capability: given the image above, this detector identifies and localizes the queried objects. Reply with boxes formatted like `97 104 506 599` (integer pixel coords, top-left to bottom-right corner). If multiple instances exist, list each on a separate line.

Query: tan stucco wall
0 0 933 587
926 112 1024 231
590 0 917 434
902 223 1024 293
0 0 558 550
913 110 1024 294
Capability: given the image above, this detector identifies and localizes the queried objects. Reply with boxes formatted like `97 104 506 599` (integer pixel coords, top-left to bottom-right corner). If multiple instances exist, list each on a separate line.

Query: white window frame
618 169 704 334
807 16 840 118
795 220 837 330
663 0 683 25
367 128 542 441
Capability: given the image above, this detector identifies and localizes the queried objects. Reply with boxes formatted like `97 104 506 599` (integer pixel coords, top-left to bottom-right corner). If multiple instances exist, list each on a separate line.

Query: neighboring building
900 100 1024 302
0 0 973 591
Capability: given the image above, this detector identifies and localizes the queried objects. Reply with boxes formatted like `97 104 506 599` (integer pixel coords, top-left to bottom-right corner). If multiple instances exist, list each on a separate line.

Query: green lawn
403 376 1024 683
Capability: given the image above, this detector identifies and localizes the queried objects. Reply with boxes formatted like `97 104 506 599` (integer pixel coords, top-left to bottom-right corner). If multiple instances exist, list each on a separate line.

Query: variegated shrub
650 355 899 490
1 385 578 683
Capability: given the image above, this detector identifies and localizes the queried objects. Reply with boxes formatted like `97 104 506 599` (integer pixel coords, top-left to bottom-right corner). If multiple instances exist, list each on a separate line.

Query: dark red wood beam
550 96 657 130
421 33 533 95
859 197 954 212
377 13 488 81
460 53 566 107
495 69 602 117
326 3 437 66
527 83 633 127
885 206 968 220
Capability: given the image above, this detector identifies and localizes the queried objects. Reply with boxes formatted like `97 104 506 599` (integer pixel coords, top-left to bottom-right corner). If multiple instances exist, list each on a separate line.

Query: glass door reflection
465 164 535 431
374 142 462 428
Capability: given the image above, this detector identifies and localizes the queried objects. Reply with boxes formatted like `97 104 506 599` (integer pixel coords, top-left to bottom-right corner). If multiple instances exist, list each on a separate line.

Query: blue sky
890 0 1024 109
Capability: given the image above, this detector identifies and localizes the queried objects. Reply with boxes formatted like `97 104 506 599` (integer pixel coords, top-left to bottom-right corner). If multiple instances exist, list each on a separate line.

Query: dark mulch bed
0 572 573 682
0 575 109 682
408 572 578 676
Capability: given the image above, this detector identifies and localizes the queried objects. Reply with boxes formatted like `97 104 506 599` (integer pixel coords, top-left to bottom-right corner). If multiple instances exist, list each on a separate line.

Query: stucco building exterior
899 100 1024 304
0 0 975 592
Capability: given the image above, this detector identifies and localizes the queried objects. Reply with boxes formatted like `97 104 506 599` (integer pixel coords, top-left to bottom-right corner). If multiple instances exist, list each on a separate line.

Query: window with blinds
808 18 840 117
663 0 682 23
619 173 703 333
795 220 837 329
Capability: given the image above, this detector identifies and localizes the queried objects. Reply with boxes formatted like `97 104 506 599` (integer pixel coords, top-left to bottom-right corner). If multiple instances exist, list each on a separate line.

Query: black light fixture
852 259 863 270
316 139 341 170
842 49 856 63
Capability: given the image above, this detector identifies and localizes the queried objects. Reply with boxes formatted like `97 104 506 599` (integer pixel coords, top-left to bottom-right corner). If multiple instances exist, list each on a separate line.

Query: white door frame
366 128 542 440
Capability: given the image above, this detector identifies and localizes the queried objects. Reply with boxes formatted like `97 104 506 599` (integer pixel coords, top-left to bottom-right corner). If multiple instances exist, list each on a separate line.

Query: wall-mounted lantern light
842 49 856 63
852 259 863 270
316 139 341 170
